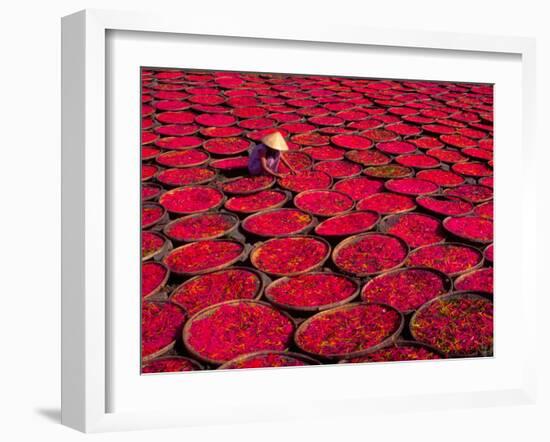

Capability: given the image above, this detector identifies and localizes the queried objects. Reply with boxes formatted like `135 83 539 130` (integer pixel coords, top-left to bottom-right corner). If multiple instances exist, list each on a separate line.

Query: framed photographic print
61 9 537 433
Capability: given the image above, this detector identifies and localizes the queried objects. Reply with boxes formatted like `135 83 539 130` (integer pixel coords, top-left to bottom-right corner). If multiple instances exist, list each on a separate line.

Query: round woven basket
250 235 332 277
264 271 361 313
182 299 296 365
294 302 404 360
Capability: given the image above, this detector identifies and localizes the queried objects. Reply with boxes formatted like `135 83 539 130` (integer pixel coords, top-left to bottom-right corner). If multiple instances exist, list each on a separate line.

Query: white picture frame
61 9 537 433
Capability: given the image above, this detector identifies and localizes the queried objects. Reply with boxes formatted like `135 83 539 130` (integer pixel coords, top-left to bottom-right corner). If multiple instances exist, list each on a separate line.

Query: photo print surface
140 68 494 374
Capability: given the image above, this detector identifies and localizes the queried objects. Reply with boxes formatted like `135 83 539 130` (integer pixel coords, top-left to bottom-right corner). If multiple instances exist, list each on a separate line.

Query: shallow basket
163 239 249 276
249 235 332 277
241 208 318 238
264 271 361 313
218 350 321 370
409 291 493 358
182 299 296 365
294 302 404 360
162 211 240 243
332 232 410 277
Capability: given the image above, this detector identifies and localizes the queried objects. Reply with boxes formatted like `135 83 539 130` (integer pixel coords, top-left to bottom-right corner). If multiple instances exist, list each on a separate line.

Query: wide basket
218 350 321 370
409 292 493 358
294 302 404 360
163 239 249 276
249 235 332 277
264 271 361 313
241 208 318 238
332 232 410 277
182 299 296 365
162 211 240 243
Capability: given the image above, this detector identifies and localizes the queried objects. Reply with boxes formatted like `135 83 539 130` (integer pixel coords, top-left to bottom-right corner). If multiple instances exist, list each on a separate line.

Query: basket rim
182 299 296 365
294 301 405 360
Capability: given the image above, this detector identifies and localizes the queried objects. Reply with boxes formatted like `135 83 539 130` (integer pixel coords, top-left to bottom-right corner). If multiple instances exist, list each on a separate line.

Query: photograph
140 68 494 373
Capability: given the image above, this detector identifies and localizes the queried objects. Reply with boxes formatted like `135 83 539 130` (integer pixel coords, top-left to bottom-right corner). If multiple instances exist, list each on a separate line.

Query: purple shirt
248 143 280 175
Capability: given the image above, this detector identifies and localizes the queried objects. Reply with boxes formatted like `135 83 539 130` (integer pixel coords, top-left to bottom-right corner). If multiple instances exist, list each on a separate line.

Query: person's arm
261 156 283 178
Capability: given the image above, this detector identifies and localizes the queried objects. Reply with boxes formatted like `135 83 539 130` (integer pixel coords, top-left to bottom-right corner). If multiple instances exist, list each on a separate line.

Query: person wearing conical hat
248 131 298 177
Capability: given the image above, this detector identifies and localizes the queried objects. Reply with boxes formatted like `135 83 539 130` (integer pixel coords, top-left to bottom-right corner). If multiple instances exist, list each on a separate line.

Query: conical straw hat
261 131 289 151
